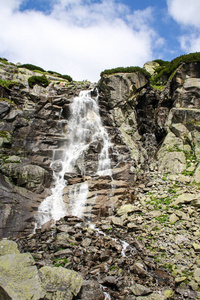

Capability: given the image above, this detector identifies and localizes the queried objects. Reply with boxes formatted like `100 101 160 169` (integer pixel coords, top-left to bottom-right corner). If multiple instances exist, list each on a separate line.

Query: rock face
1 59 200 299
0 60 200 237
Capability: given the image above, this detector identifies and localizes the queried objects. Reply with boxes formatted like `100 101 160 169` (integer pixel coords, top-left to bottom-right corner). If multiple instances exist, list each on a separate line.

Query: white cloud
167 0 200 28
167 0 200 53
179 33 200 53
0 0 162 81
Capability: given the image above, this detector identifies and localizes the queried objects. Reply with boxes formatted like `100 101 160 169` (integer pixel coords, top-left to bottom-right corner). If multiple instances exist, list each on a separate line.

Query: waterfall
35 90 112 227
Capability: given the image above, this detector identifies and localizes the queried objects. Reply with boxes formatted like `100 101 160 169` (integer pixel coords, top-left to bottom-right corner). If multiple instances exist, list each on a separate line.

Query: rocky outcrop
1 58 200 299
0 60 200 237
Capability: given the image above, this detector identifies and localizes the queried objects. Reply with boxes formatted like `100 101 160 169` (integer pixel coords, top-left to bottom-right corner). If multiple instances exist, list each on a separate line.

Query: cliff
0 57 200 299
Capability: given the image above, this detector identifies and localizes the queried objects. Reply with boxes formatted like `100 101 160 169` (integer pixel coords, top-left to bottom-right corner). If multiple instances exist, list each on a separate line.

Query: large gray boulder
39 266 83 300
0 163 51 191
0 252 45 299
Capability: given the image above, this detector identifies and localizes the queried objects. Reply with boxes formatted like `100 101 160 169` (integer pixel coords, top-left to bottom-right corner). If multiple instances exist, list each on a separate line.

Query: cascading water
35 90 112 227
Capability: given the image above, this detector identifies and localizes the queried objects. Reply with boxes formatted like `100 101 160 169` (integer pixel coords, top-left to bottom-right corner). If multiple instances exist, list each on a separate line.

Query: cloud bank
0 0 162 81
167 0 200 53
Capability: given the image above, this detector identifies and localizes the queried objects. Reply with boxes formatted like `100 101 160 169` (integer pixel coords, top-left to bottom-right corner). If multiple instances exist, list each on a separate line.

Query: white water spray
35 90 112 227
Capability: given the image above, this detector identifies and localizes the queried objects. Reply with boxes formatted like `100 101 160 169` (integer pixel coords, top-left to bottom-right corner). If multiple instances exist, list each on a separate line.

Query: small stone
194 268 200 282
196 259 200 267
111 216 124 227
193 243 200 252
169 213 179 224
130 283 152 296
189 280 199 291
127 223 139 231
81 238 92 247
54 249 73 258
175 276 187 283
5 155 21 163
130 262 148 278
117 204 138 216
164 289 174 298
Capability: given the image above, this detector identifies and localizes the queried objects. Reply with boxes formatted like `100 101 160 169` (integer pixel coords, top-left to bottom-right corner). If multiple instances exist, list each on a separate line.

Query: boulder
80 280 105 300
158 151 186 174
0 163 51 191
130 283 152 296
172 193 200 207
39 266 83 300
117 204 138 216
0 240 20 256
0 252 45 299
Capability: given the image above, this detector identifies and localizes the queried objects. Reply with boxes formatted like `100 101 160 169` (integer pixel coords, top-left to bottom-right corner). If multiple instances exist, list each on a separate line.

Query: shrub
100 66 151 79
47 71 73 82
153 59 170 67
0 58 9 65
18 64 45 72
28 75 49 88
151 52 200 85
61 74 73 82
47 70 62 76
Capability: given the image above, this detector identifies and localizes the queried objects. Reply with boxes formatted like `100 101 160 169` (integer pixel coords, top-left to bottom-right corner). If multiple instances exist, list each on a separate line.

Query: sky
0 0 200 82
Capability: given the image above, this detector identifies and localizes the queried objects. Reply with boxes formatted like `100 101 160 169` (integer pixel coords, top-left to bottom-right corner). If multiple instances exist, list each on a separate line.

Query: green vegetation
28 75 49 89
100 66 151 79
151 85 164 91
155 214 168 224
151 52 200 86
0 79 18 90
18 63 45 72
53 258 69 267
47 71 73 82
0 97 16 106
18 65 73 82
61 74 73 82
0 58 9 65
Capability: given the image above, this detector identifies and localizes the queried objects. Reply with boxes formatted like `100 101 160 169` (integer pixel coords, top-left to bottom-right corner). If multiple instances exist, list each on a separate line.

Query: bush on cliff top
47 71 73 82
28 75 49 89
100 66 150 78
18 64 45 73
18 64 73 81
152 52 200 85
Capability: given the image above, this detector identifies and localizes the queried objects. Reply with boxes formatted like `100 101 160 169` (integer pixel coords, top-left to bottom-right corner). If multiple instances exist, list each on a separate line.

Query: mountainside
0 56 200 299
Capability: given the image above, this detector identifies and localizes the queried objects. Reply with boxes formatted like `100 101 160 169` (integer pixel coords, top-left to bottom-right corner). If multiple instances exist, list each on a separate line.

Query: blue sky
0 0 200 81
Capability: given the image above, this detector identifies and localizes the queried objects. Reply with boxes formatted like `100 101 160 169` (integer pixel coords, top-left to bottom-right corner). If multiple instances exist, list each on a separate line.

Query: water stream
35 90 112 227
